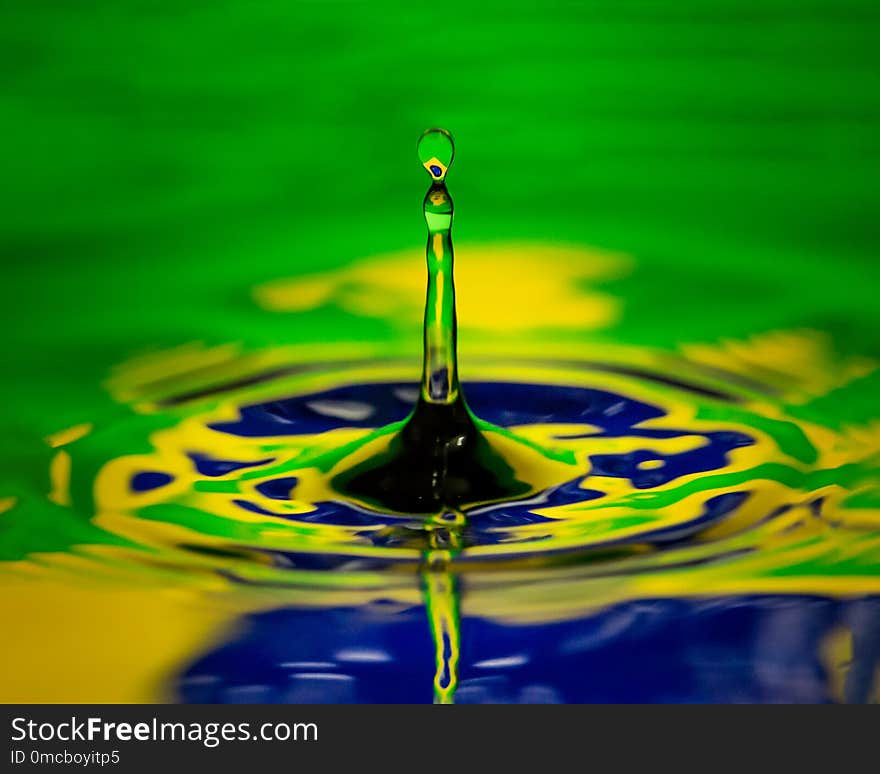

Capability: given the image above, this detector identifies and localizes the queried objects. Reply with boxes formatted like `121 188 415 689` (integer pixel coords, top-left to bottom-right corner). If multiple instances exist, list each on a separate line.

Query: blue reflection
176 595 880 703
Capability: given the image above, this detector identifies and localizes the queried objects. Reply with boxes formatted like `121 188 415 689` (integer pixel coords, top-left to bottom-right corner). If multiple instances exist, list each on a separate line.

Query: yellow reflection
253 242 629 334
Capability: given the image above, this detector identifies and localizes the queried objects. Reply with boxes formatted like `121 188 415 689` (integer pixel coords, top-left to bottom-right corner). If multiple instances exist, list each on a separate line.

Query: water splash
4 131 879 704
330 128 545 519
418 128 459 404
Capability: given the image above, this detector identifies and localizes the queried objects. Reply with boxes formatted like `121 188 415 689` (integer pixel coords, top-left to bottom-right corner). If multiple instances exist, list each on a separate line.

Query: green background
2 0 879 441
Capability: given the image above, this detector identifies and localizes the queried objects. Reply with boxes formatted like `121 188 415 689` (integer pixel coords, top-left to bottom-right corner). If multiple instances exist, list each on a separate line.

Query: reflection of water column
418 128 459 405
423 555 461 704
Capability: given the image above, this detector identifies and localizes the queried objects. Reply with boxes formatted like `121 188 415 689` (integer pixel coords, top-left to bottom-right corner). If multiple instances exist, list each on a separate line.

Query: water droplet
418 127 454 180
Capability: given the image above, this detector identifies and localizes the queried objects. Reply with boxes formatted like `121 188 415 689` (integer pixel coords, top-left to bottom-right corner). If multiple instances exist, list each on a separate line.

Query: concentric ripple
90 351 880 593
